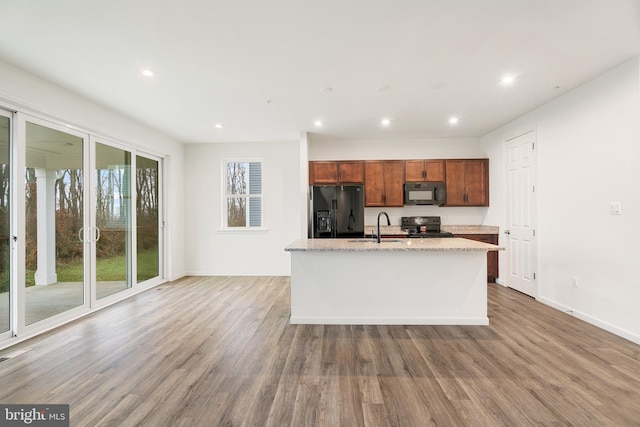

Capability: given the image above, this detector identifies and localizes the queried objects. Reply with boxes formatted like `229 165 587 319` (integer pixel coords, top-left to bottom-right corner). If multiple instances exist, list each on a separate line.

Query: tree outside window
224 160 262 228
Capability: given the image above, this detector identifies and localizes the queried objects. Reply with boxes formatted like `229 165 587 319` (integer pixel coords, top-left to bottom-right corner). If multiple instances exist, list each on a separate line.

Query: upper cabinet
364 160 404 207
445 159 489 206
309 161 364 184
310 158 489 207
404 160 445 182
337 161 365 183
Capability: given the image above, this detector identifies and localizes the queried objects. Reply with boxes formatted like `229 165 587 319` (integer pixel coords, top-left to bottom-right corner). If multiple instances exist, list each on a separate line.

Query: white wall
482 57 640 344
309 137 491 226
184 141 303 276
0 60 186 280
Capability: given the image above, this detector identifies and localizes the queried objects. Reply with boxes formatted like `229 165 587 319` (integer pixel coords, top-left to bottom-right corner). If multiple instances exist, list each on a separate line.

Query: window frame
221 158 264 230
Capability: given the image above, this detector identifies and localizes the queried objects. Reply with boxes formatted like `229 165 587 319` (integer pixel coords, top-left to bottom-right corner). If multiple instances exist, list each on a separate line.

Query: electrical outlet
610 202 622 215
572 276 579 288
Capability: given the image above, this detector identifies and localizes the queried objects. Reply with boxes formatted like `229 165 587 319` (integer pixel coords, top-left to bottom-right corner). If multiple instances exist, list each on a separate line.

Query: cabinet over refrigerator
309 185 365 238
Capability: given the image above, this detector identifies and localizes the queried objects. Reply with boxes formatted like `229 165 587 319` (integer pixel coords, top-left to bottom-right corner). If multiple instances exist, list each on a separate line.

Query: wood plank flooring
1 276 639 426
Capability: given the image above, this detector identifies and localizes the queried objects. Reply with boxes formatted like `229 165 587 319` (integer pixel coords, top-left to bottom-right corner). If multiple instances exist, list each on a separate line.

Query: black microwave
404 182 446 206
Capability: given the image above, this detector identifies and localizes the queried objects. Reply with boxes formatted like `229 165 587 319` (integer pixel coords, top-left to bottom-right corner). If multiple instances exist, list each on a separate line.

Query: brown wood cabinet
310 158 489 208
456 234 498 282
337 161 364 183
309 161 364 184
364 160 404 207
445 159 489 206
404 160 445 182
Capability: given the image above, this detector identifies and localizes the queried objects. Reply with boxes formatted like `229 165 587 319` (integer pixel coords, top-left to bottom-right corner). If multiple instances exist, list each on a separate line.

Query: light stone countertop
442 225 500 234
364 225 500 236
285 238 503 252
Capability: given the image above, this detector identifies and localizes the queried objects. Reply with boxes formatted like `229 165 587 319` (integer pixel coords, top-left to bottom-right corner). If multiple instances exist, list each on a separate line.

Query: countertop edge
285 238 504 252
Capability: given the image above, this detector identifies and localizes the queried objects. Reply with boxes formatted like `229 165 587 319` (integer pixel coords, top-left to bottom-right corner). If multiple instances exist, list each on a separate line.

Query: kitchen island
285 238 503 325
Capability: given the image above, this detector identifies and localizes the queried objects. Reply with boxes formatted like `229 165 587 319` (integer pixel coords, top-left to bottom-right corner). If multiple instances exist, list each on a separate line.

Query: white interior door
505 131 537 297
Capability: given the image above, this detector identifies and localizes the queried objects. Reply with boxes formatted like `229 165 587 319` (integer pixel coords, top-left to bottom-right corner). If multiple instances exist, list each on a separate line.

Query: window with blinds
223 160 262 228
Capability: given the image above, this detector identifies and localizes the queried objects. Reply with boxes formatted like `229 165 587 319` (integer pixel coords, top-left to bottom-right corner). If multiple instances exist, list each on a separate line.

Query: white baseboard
290 316 489 325
184 271 290 277
538 296 640 346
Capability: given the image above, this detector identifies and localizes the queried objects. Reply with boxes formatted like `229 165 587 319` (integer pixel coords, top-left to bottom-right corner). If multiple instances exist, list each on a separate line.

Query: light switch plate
610 202 622 215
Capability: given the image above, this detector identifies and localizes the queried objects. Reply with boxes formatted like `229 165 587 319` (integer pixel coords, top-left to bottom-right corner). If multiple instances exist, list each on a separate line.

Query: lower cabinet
455 234 498 282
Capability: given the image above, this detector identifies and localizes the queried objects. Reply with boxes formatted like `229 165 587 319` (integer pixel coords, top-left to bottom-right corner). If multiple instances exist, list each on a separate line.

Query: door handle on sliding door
78 227 102 242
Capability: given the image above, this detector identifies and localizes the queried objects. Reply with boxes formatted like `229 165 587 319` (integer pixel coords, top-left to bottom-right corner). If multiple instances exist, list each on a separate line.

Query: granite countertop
364 225 500 235
285 238 504 252
442 225 500 234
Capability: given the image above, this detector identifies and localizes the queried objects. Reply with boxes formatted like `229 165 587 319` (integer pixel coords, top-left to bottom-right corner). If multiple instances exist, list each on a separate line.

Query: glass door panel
95 143 132 299
25 121 85 325
0 113 10 334
136 155 159 282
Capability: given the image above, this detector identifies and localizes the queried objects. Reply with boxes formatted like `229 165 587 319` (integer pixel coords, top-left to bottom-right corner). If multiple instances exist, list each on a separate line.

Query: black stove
401 216 454 238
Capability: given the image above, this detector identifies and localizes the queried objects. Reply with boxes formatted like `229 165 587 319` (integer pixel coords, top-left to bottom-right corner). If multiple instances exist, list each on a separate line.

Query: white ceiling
0 0 639 144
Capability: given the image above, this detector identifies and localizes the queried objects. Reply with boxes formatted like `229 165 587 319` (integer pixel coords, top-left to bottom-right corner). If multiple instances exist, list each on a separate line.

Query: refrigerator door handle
332 199 338 237
332 209 336 238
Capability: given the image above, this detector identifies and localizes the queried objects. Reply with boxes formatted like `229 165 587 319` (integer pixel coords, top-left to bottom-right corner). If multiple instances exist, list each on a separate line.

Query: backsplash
364 206 488 226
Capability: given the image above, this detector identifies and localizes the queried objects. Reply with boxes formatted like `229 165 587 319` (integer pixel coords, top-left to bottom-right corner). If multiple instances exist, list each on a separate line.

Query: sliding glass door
136 155 159 283
0 111 11 338
0 112 163 343
92 144 162 298
24 119 88 325
94 142 133 299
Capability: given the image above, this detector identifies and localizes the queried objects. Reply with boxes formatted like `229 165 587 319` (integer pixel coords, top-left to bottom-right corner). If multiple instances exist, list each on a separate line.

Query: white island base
287 239 496 325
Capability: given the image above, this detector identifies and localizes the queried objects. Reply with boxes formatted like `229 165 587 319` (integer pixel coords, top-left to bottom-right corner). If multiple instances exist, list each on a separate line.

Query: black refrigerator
309 185 365 238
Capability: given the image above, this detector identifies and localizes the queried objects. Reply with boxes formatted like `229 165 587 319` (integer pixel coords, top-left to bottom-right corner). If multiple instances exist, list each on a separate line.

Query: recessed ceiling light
432 82 448 90
215 123 223 129
449 117 459 125
380 118 391 127
501 74 516 86
141 69 156 77
376 85 390 92
314 120 323 127
320 87 333 93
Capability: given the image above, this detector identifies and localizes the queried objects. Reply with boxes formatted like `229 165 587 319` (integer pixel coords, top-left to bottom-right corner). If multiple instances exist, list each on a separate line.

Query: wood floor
1 276 639 426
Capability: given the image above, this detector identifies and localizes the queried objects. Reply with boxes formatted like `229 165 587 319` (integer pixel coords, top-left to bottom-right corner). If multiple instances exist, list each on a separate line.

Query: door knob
504 229 511 235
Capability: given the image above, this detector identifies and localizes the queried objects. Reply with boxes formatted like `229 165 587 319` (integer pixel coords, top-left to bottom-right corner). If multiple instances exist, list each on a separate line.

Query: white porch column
34 168 58 286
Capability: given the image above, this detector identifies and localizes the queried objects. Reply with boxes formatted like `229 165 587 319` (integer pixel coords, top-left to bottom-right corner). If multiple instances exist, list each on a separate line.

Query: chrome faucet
377 211 391 243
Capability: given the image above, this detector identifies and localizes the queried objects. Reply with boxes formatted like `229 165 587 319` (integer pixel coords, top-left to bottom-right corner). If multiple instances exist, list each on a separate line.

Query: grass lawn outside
21 250 159 287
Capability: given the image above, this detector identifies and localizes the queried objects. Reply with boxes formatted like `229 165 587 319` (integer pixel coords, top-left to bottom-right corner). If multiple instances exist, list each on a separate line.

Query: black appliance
310 185 365 238
401 216 454 238
404 182 446 206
